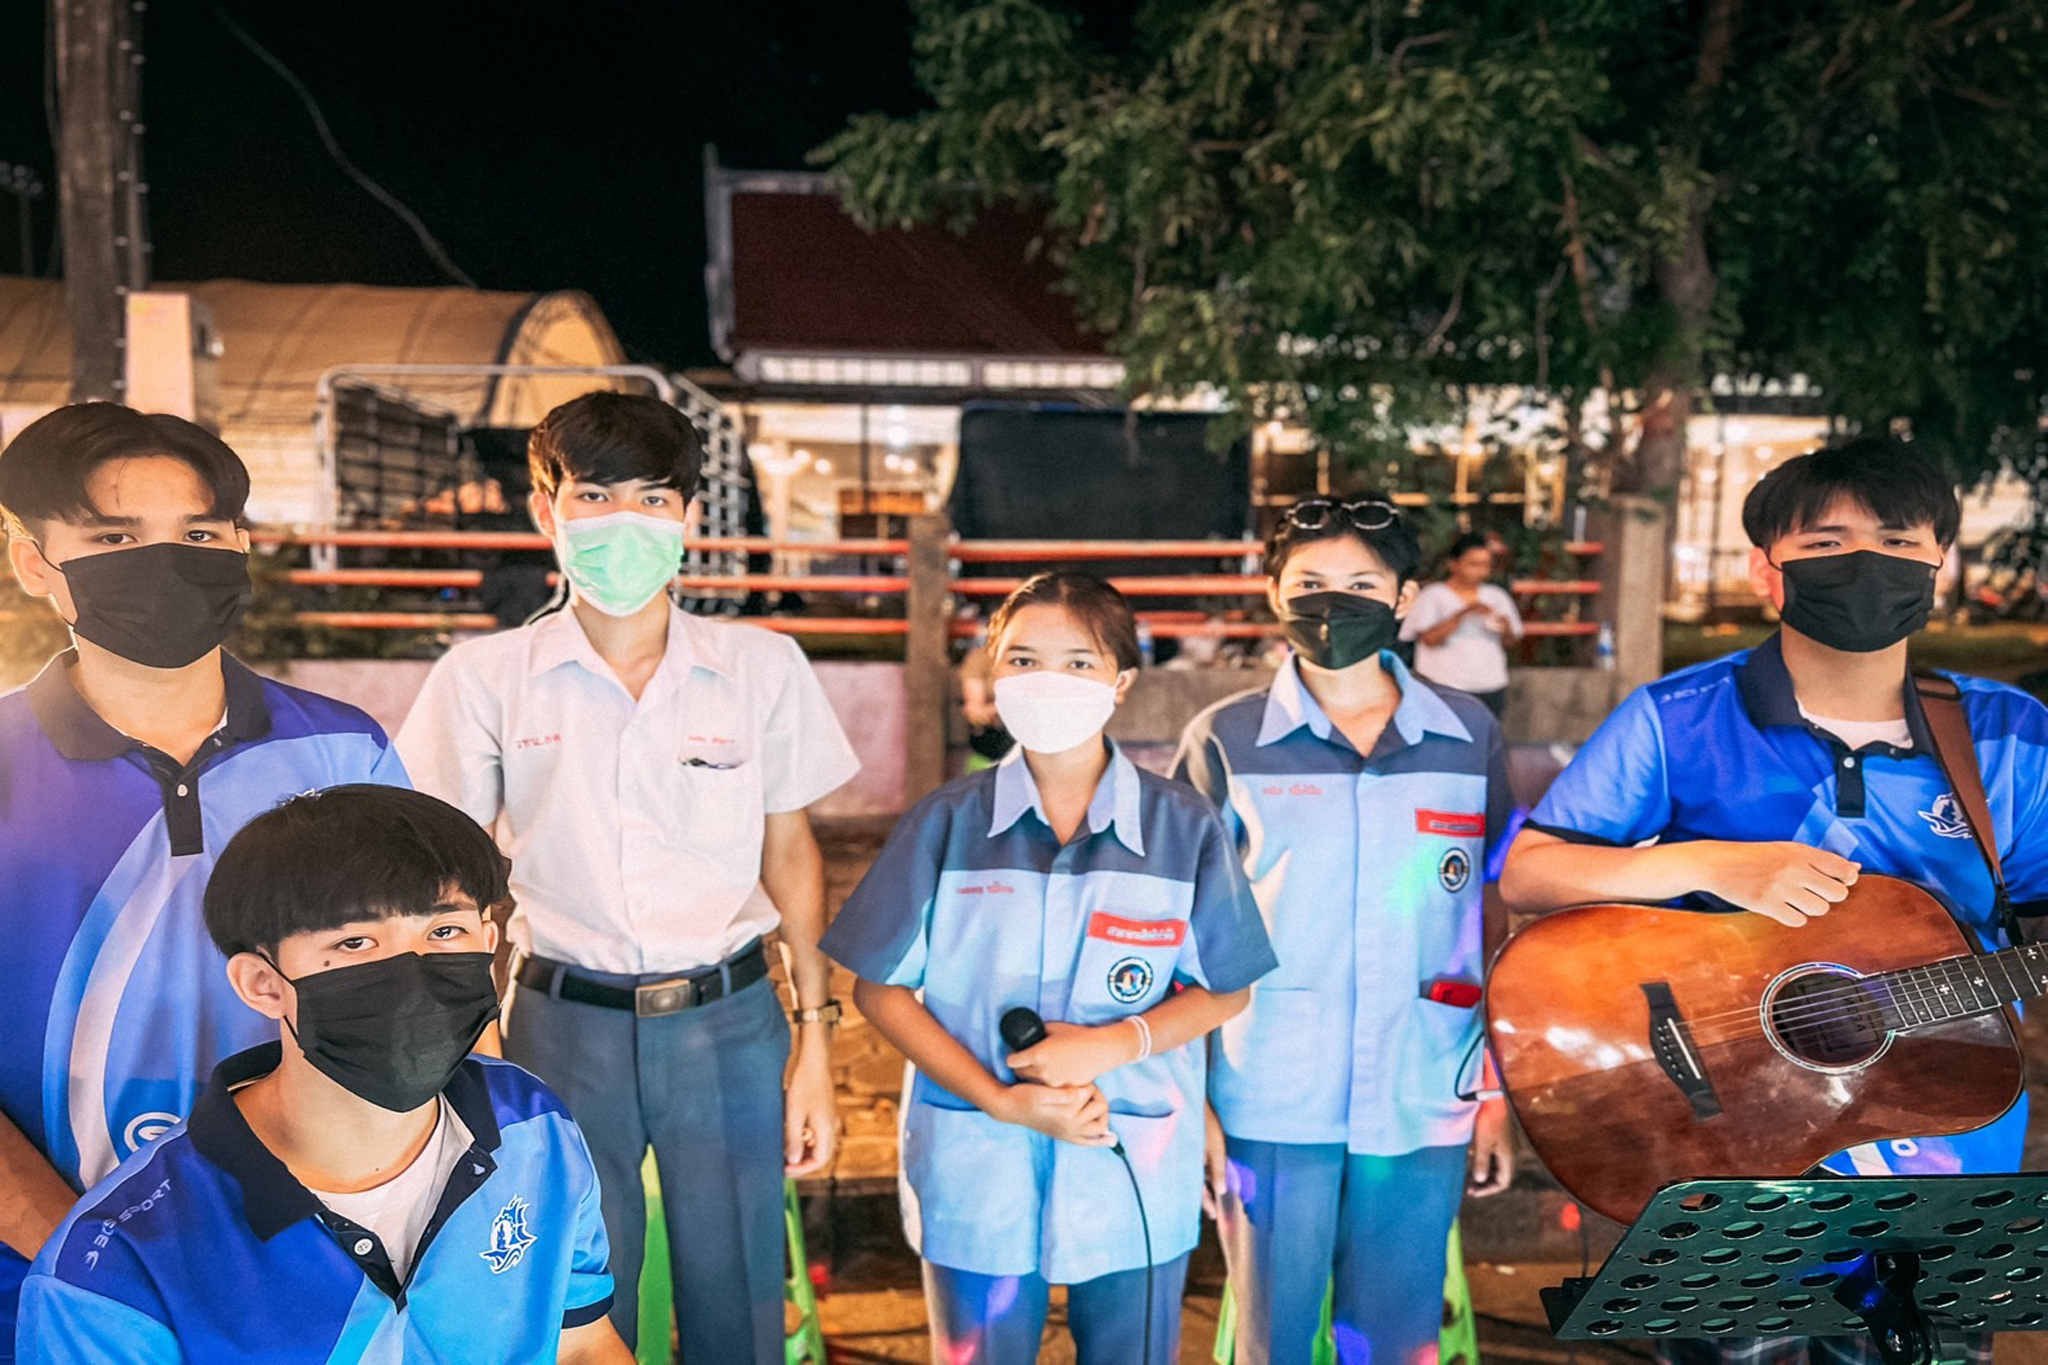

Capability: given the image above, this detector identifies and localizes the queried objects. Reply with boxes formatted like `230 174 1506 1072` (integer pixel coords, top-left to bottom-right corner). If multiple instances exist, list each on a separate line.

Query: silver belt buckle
635 978 695 1017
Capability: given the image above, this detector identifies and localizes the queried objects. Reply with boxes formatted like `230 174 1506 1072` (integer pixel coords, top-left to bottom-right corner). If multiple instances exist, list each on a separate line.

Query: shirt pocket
901 1100 1039 1267
670 744 764 850
1067 912 1186 1022
1395 996 1483 1112
1218 986 1328 1114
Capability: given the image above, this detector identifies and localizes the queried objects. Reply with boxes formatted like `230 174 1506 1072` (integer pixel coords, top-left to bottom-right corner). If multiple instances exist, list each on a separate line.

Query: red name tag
1415 809 1484 837
1086 913 1187 948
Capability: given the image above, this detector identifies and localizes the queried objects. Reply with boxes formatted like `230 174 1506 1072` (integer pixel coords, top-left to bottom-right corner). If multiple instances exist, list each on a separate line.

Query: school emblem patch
1437 847 1472 894
1919 793 1973 840
481 1196 535 1274
1107 956 1154 1004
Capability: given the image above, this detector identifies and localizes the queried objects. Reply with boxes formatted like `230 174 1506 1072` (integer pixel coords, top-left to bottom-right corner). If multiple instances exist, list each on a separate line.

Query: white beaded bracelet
1129 1014 1153 1062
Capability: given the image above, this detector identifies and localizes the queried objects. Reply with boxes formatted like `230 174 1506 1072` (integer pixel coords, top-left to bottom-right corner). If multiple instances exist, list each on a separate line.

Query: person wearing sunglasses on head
1173 495 1516 1365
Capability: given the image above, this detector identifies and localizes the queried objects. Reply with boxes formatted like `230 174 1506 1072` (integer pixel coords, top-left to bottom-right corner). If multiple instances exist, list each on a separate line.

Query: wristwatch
792 1000 844 1026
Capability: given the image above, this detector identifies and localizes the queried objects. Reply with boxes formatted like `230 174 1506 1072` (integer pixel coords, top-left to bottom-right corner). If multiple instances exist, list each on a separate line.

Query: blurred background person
1402 532 1523 718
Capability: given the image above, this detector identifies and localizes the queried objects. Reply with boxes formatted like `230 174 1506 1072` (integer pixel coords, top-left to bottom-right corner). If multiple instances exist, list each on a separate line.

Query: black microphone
1000 1006 1049 1054
999 1005 1152 1359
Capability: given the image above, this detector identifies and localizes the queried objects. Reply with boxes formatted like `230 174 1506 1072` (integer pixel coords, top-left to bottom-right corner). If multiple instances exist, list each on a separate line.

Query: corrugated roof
710 174 1102 360
0 277 626 429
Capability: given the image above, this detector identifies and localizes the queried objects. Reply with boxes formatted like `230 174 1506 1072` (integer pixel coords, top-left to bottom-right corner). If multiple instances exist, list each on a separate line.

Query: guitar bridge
1642 981 1722 1120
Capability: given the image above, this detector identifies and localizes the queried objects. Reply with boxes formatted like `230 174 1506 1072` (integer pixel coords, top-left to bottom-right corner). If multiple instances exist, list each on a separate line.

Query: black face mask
276 951 500 1113
48 542 252 669
1775 550 1936 654
1281 592 1401 671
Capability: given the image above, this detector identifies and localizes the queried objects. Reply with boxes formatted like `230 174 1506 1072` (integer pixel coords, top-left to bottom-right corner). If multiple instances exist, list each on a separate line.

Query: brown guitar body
1486 875 2023 1225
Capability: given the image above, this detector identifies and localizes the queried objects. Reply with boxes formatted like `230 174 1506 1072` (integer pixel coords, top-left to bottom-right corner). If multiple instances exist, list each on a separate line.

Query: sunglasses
1278 498 1402 536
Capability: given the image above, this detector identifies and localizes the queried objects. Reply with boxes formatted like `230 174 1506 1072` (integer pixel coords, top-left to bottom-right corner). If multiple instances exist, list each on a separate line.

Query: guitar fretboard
1872 941 2048 1030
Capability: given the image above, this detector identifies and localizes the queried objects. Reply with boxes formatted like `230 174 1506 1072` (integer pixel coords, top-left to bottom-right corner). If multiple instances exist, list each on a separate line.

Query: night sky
0 0 930 368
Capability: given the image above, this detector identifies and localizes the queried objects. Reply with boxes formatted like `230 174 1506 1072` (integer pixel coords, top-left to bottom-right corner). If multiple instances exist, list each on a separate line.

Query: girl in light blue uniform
823 572 1276 1365
1173 497 1516 1365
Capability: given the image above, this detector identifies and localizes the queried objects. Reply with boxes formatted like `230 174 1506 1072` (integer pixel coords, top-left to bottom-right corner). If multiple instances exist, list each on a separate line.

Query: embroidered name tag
1415 809 1484 837
1087 912 1187 948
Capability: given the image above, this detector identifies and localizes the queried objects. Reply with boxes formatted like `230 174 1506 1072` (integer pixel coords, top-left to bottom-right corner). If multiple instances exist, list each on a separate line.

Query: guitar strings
1582 954 2028 1047
1659 961 2014 1046
1624 948 2039 1034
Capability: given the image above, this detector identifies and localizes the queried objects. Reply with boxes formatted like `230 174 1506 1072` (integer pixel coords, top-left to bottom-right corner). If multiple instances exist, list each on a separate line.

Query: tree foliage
818 0 2048 496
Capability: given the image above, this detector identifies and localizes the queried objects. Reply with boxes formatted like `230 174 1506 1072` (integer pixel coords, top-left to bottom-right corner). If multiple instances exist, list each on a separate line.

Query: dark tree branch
1388 29 1453 77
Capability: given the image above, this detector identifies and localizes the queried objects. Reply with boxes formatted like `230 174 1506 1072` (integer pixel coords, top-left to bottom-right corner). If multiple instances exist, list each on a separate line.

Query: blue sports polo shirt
16 1045 613 1362
1527 633 2048 1176
822 742 1276 1285
0 652 407 1350
1174 651 1512 1155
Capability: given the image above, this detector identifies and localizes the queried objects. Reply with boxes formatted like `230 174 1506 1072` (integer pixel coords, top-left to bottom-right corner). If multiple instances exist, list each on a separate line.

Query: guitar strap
1913 670 2018 942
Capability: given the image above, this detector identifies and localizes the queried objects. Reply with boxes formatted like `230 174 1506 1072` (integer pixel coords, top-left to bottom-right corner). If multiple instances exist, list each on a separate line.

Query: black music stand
1542 1175 2048 1365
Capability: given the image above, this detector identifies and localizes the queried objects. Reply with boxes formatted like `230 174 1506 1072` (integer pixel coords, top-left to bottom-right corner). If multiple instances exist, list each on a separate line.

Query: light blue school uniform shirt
1173 651 1512 1155
0 653 407 1354
1526 633 2048 1177
822 742 1276 1285
16 1046 613 1363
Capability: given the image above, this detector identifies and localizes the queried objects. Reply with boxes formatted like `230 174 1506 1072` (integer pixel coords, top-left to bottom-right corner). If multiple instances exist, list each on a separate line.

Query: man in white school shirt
397 392 858 1363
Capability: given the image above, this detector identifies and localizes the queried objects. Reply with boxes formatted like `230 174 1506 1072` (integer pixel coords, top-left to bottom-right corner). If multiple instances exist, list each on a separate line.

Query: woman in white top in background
1400 532 1524 718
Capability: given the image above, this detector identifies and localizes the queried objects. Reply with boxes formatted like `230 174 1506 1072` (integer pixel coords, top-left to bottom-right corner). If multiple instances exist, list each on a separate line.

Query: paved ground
778 819 2048 1363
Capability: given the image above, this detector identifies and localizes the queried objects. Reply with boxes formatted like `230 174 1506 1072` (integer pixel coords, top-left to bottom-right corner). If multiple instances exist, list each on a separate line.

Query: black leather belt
516 941 769 1017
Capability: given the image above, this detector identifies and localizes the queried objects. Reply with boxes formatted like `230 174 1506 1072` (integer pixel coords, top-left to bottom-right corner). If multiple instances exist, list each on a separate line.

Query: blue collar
1733 632 1931 754
989 740 1146 855
1256 651 1472 750
26 649 271 762
188 1042 503 1242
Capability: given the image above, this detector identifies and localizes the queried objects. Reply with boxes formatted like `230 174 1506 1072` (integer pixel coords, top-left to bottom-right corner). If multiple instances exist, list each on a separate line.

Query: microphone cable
1108 1136 1154 1365
1000 1006 1157 1361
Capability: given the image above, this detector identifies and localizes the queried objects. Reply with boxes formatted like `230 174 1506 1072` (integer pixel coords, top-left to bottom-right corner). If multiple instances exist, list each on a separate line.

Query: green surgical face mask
554 510 685 616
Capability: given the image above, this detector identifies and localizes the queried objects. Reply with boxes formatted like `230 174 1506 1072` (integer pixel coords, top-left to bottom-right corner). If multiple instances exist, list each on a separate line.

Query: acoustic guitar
1485 875 2030 1224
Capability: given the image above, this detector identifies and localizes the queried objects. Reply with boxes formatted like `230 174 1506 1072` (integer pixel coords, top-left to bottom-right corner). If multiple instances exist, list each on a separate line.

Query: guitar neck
1874 942 2048 1029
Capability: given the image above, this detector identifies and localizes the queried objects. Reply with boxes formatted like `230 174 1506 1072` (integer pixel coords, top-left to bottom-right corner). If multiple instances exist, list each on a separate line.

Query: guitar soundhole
1765 969 1888 1068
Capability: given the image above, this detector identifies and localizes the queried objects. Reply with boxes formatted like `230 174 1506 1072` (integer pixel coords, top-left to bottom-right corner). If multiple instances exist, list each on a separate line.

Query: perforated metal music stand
1542 1175 2048 1365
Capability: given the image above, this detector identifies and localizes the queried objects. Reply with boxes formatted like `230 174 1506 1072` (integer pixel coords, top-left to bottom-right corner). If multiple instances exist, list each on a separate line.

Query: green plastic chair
1212 1219 1477 1365
634 1156 826 1365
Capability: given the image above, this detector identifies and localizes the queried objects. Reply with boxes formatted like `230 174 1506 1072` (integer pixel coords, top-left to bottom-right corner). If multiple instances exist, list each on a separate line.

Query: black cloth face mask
47 541 252 669
274 951 500 1113
1775 549 1936 654
1281 591 1401 671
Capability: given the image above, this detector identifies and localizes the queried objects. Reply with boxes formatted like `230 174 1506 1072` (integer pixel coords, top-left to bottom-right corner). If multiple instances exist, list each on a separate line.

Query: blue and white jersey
1527 634 2048 1177
16 1046 613 1363
1174 652 1511 1156
822 743 1275 1285
0 653 406 1349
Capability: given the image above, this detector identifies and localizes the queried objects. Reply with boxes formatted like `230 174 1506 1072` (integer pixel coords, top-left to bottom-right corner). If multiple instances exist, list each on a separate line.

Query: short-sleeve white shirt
1400 581 1523 694
397 604 860 973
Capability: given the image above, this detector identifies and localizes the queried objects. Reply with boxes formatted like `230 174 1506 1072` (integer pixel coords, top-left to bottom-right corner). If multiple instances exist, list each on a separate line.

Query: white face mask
552 510 686 617
994 672 1118 755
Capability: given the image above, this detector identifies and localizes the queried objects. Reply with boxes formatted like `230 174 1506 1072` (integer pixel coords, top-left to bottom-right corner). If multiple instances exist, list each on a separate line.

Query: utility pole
54 0 149 402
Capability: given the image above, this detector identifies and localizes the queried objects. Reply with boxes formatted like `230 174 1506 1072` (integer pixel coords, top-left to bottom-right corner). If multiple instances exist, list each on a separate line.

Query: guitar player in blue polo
1501 437 2048 1365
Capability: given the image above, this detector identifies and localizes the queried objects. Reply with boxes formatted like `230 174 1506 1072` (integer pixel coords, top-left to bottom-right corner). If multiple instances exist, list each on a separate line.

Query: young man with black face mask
1172 495 1515 1365
1502 437 2048 1365
0 403 407 1360
15 785 631 1362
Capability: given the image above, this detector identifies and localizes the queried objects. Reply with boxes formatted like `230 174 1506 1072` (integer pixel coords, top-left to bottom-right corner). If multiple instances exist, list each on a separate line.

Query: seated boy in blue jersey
16 784 630 1363
1502 438 2048 1365
0 403 406 1358
824 572 1277 1365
